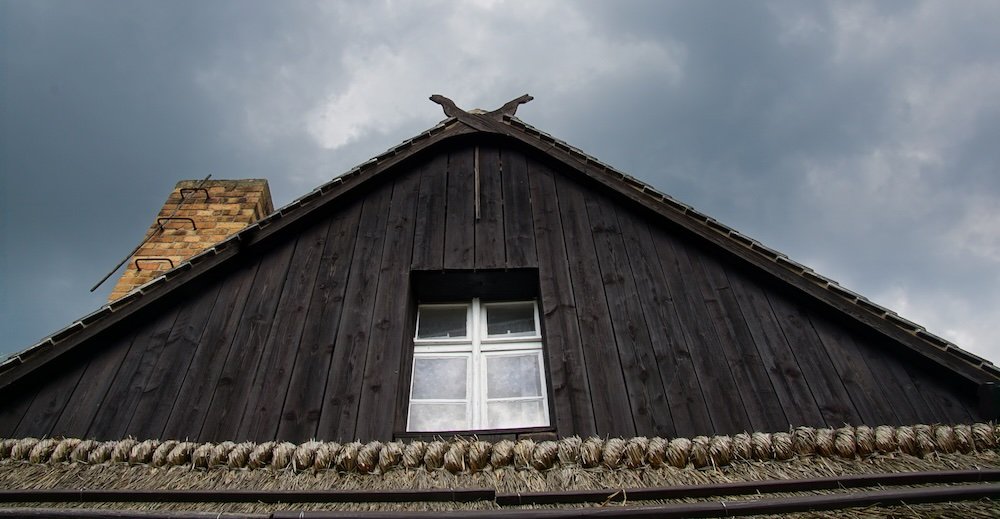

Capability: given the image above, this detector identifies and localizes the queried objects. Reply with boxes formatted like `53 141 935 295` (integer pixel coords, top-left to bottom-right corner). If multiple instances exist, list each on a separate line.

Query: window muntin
407 298 548 432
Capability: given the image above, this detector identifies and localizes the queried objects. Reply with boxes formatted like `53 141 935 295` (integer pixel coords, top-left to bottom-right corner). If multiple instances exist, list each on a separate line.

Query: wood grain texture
87 308 179 439
527 160 596 437
317 183 393 441
475 145 505 269
237 219 330 442
50 331 137 437
356 169 422 441
198 240 296 442
767 294 861 427
651 230 751 435
553 172 635 438
444 147 475 270
410 154 448 271
0 386 35 437
584 194 673 436
616 210 711 438
124 283 222 440
726 268 826 428
502 149 537 269
13 358 87 438
161 260 259 440
809 314 903 426
277 199 364 442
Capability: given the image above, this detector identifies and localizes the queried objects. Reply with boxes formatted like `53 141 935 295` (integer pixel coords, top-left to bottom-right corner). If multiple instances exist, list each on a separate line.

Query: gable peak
429 93 533 120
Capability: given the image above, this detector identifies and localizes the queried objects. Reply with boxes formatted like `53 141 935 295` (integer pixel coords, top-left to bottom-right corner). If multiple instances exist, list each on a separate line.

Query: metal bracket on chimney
134 258 175 271
157 217 197 230
180 187 211 201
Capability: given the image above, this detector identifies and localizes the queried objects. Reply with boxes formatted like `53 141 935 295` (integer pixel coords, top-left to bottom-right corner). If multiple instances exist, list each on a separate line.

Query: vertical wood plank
651 232 752 435
237 219 331 442
696 257 789 432
853 340 928 425
808 314 903 426
87 308 179 439
906 364 976 424
50 330 137 437
356 170 422 441
444 147 475 270
475 145 505 269
585 194 674 436
527 162 595 436
124 283 222 439
198 239 296 442
12 358 87 438
726 269 826 428
767 294 862 426
410 154 448 271
277 199 364 442
317 184 393 441
502 149 537 269
0 387 35 437
161 260 259 440
553 172 635 438
617 212 711 438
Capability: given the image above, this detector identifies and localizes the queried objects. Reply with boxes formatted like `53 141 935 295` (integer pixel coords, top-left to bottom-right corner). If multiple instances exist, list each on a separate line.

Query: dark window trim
395 268 558 438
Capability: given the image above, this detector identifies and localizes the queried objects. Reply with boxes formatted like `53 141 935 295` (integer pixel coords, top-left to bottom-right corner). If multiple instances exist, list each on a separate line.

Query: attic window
406 298 550 432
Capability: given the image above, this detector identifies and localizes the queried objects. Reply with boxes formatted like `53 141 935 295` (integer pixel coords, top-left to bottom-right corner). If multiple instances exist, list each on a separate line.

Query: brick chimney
108 179 274 301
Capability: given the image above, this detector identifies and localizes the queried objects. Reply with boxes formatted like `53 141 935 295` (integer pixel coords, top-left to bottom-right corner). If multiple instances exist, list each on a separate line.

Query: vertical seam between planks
42 358 93 438
155 284 227 440
77 331 140 439
581 191 640 436
312 202 363 440
648 227 716 434
762 291 827 427
689 254 754 432
551 173 611 436
349 183 395 441
196 259 265 440
536 163 595 435
612 206 677 436
232 238 300 440
271 219 334 442
718 268 790 430
805 315 881 426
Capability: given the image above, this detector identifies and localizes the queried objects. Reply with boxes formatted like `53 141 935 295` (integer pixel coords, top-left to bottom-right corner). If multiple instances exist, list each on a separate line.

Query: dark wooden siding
1 139 983 441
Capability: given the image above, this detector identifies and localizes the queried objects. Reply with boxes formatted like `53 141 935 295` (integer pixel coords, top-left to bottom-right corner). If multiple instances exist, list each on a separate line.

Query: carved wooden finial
431 94 534 119
430 94 464 118
488 94 533 118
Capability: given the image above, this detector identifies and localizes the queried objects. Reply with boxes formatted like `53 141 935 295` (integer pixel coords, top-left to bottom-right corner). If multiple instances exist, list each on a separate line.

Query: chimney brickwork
108 179 274 301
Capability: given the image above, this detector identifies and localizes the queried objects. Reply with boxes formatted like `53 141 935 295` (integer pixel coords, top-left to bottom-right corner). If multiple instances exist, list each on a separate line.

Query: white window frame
407 298 549 432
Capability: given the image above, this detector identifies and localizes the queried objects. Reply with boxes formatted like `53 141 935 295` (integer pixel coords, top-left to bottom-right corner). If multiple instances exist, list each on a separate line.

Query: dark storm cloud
1 1 347 350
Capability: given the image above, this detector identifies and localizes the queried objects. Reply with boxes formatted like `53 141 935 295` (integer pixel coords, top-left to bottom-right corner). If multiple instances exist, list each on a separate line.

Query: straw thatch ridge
2 423 998 473
2 425 1000 516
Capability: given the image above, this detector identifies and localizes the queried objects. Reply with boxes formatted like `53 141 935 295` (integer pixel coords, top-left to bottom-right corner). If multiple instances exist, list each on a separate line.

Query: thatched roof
2 423 1000 517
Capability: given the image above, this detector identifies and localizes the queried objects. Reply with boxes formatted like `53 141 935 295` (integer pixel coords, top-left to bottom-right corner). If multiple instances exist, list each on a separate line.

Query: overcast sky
2 1 999 364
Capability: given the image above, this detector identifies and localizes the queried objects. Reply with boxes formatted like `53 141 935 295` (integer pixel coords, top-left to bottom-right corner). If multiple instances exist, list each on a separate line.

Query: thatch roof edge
2 423 998 473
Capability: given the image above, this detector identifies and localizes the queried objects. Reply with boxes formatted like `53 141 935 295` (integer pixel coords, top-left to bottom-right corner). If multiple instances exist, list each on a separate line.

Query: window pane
486 354 542 398
486 400 546 429
485 302 536 337
409 403 468 431
411 357 467 399
417 305 467 339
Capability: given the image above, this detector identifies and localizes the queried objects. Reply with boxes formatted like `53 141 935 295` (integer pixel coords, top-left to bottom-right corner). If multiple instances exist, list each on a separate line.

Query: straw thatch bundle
1 423 998 516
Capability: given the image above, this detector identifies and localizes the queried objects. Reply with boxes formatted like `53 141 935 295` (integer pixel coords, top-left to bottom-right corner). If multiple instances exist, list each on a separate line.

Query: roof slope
2 95 997 406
